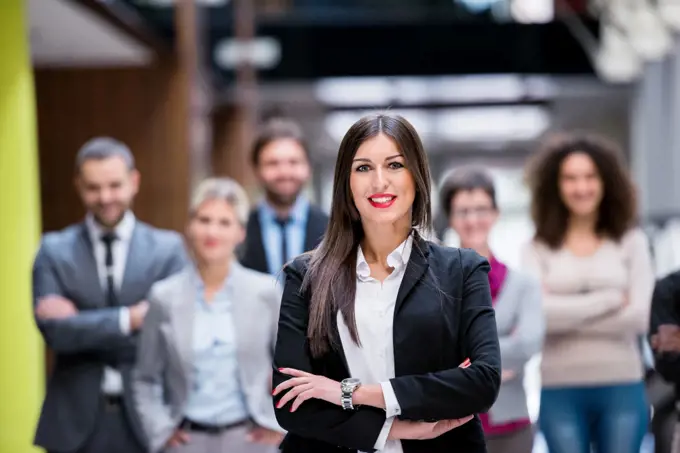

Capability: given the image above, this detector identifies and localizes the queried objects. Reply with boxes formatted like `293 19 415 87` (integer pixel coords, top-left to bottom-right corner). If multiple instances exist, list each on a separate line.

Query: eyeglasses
451 206 495 219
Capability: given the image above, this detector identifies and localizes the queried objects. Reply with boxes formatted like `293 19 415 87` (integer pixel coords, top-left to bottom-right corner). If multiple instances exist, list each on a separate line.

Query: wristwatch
340 378 362 410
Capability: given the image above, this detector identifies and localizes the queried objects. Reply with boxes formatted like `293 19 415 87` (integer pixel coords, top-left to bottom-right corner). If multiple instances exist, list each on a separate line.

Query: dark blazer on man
272 235 502 453
32 221 186 453
650 270 680 385
240 204 328 274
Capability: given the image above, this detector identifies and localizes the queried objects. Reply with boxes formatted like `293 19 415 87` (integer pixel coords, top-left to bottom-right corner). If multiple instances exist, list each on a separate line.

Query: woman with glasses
440 166 543 453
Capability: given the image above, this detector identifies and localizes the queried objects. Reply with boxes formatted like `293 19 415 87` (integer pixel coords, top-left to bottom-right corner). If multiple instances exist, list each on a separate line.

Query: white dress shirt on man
85 211 135 395
337 235 413 453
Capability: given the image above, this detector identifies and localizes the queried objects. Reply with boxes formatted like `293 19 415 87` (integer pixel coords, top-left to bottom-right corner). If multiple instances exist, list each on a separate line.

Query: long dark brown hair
525 131 637 248
302 113 433 358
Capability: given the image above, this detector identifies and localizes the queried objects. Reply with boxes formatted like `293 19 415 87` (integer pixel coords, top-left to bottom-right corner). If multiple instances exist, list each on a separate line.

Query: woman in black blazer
271 113 501 453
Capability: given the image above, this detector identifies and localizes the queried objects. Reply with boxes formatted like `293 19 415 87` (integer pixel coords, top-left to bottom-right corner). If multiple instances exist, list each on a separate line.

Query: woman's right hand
387 415 474 440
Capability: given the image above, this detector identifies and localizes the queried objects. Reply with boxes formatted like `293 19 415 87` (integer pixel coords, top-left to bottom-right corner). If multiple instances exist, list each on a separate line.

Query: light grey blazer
488 269 545 424
133 262 283 453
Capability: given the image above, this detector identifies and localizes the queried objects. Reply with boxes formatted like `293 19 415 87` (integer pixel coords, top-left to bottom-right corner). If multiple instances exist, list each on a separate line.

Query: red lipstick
368 193 397 209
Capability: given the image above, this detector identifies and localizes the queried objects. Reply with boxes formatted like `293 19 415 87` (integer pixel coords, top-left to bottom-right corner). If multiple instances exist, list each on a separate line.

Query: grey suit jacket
489 269 544 424
32 221 187 452
133 263 283 453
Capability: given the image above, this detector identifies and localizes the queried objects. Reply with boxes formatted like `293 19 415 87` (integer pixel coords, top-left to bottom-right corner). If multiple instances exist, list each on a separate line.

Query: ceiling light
510 0 554 23
314 78 392 107
658 0 680 31
214 37 281 70
625 6 673 61
594 23 643 83
434 106 550 142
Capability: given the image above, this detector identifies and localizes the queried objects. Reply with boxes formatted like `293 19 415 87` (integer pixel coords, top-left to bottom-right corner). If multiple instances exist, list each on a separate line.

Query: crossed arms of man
32 238 182 356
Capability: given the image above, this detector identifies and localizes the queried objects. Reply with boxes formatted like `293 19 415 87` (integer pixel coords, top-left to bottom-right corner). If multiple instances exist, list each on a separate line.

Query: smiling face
186 198 246 265
255 138 311 207
349 134 416 229
558 151 603 219
76 156 139 228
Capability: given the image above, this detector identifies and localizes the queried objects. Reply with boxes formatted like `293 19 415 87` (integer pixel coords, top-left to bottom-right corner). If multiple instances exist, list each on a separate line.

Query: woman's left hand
273 368 341 412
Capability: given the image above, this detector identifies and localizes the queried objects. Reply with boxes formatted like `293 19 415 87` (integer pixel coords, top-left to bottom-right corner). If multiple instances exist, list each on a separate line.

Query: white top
337 235 413 453
85 211 136 395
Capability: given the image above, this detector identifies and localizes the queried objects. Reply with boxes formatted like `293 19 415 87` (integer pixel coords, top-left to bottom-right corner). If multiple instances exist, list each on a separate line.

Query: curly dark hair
525 131 637 249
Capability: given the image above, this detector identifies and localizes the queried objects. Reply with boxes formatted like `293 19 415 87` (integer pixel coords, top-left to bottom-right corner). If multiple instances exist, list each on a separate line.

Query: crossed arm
32 242 134 354
520 231 653 337
271 254 501 451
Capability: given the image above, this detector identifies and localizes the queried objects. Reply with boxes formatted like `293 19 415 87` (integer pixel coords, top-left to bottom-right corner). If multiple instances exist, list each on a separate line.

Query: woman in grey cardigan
439 166 544 453
133 178 284 453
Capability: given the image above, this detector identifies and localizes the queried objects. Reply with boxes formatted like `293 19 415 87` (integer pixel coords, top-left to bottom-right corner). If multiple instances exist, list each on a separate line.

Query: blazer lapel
120 223 153 304
169 271 195 379
394 236 430 315
245 210 268 273
76 223 106 307
304 206 326 251
229 263 248 363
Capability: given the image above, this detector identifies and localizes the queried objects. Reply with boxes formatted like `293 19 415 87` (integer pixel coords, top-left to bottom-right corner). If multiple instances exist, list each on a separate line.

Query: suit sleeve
388 250 502 421
163 233 189 277
133 291 176 453
272 260 387 452
33 239 130 354
650 273 680 383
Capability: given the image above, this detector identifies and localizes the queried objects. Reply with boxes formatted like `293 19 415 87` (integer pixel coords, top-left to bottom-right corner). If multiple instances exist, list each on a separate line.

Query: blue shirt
183 270 248 426
258 196 310 276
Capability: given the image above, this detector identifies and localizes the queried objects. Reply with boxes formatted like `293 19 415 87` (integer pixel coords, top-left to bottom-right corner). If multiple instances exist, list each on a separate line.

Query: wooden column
212 0 261 196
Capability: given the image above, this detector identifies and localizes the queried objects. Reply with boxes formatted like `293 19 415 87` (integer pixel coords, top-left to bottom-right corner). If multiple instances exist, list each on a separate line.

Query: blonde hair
189 177 250 225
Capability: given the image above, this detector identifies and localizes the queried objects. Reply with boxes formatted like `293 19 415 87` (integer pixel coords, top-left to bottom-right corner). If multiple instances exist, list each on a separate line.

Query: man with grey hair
32 137 187 453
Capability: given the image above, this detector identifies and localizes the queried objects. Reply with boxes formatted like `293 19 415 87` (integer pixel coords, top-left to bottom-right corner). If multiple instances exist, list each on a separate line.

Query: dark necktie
100 232 118 306
275 216 291 269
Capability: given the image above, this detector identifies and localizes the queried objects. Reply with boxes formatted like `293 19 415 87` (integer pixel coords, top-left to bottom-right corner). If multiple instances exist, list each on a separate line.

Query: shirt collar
190 259 241 291
259 195 309 225
356 234 414 280
85 211 136 244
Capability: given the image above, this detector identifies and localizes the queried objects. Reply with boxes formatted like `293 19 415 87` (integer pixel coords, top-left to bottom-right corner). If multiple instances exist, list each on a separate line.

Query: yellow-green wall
0 1 45 451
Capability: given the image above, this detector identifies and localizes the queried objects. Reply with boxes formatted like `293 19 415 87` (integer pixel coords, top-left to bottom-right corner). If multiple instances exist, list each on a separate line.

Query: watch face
341 378 361 392
343 378 361 386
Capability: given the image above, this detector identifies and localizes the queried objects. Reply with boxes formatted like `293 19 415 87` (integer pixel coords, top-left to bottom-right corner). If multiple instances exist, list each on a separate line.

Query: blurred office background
5 0 680 451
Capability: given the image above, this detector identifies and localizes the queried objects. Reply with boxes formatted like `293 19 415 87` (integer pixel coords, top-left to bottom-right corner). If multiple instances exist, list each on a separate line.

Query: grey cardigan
488 268 545 424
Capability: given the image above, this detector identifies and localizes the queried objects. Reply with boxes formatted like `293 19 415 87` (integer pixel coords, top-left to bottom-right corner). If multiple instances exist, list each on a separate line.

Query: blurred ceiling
119 0 599 87
29 0 153 67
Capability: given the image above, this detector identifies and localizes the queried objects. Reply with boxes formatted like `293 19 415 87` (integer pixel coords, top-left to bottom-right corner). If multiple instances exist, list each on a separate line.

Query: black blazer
272 236 502 453
650 270 680 385
239 204 328 273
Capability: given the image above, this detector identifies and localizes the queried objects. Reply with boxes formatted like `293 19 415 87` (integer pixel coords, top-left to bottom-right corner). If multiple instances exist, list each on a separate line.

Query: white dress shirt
85 211 135 395
337 235 413 453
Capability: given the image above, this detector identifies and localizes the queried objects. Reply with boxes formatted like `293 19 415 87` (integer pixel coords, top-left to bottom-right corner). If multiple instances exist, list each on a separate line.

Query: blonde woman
134 178 283 453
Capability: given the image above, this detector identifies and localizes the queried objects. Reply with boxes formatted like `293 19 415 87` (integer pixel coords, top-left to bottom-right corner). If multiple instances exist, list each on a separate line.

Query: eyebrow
352 153 403 163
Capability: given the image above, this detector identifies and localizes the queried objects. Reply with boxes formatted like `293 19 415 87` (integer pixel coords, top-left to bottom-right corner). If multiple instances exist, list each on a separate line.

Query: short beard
264 188 300 210
94 210 126 229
